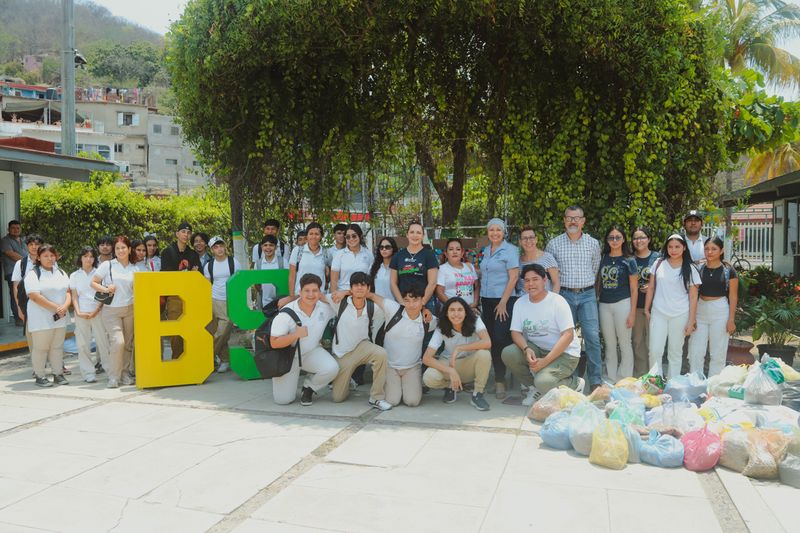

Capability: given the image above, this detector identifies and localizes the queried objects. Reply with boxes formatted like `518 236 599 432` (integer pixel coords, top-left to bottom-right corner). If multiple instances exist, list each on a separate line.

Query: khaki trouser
102 304 134 381
501 341 579 393
385 364 422 407
423 349 491 393
331 340 387 402
165 296 184 359
207 299 233 362
74 314 109 379
631 308 650 377
31 327 66 378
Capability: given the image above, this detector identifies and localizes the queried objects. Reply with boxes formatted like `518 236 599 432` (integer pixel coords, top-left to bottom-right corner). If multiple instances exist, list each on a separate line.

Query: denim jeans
559 289 602 385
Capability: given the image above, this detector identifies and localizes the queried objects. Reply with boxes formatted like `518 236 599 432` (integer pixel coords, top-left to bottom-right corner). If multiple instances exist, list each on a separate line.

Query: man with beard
545 205 600 392
683 210 705 263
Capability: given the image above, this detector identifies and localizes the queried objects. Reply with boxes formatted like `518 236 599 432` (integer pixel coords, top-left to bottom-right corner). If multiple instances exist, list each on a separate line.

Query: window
787 199 798 255
117 112 140 127
166 158 178 165
192 161 200 167
153 124 162 134
137 145 145 150
170 126 180 136
114 143 123 153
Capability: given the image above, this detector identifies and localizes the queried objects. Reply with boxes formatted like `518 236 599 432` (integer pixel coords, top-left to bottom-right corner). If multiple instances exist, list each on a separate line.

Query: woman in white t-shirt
330 224 373 294
644 234 701 379
70 247 109 383
26 244 71 387
436 239 479 309
92 236 138 388
288 222 329 296
422 297 491 410
131 239 148 271
369 237 397 302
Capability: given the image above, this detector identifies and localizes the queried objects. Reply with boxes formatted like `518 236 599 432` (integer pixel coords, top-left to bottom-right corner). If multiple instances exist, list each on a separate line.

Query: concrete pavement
0 351 796 533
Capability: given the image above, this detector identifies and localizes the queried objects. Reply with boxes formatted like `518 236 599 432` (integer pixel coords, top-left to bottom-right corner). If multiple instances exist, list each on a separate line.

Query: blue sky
93 0 800 100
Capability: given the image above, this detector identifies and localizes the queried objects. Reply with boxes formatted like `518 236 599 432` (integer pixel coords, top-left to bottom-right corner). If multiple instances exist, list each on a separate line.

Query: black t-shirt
699 264 737 298
634 252 660 309
160 242 201 272
389 247 439 293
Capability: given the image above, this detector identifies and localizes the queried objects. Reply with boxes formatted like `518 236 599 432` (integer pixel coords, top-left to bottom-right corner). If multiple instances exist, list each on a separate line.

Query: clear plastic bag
779 453 800 488
640 430 685 468
664 372 708 403
744 359 784 406
589 420 629 470
528 386 586 422
622 423 642 463
681 425 722 472
569 402 604 456
720 430 750 472
540 410 572 450
707 365 749 397
662 401 704 433
587 383 612 404
778 359 800 382
609 402 645 426
614 377 645 395
640 364 665 395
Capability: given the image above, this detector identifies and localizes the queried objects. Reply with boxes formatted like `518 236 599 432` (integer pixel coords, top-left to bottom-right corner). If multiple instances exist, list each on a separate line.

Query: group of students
14 209 737 414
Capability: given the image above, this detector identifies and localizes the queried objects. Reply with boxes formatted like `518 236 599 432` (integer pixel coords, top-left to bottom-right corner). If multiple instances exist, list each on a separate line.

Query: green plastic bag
761 355 785 384
610 402 645 426
729 385 745 400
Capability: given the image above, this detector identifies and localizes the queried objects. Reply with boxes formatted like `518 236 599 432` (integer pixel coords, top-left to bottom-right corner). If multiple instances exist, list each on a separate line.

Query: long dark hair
659 234 694 291
440 238 464 265
370 236 398 283
143 235 160 258
704 235 726 262
631 226 654 253
75 246 98 268
346 223 365 247
602 225 631 256
439 297 477 338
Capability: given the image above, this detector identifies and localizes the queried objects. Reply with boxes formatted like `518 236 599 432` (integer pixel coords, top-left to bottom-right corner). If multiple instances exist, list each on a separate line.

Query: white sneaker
350 378 358 391
217 362 230 373
120 374 135 386
84 375 97 383
522 387 542 406
369 398 392 411
574 377 586 394
107 379 119 389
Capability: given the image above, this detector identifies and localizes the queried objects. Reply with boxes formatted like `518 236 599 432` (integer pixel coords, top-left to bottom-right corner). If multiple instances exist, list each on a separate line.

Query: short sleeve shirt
94 259 137 307
160 242 201 272
373 263 395 302
428 316 486 359
598 255 638 304
11 257 35 283
685 236 705 263
390 247 439 294
69 268 99 313
479 241 520 298
25 266 70 332
634 252 660 309
652 260 702 318
258 255 282 308
545 233 601 289
381 299 437 369
331 246 373 291
0 234 25 275
270 299 334 353
203 257 241 300
517 252 559 294
437 262 478 300
289 245 329 293
511 292 581 358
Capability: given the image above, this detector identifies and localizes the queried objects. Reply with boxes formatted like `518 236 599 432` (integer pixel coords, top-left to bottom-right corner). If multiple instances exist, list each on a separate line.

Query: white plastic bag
568 403 604 456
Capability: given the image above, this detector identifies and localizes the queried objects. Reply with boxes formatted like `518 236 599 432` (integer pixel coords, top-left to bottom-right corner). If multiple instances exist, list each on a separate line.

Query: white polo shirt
24 266 70 332
381 299 437 370
69 268 99 314
289 245 328 293
270 299 334 353
94 259 137 307
374 263 395 302
331 297 386 357
203 256 242 300
685 236 704 263
258 254 283 308
428 316 486 360
331 246 373 291
11 257 35 283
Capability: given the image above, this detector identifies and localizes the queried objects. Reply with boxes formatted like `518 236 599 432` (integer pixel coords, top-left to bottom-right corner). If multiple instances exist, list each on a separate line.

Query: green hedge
21 179 231 271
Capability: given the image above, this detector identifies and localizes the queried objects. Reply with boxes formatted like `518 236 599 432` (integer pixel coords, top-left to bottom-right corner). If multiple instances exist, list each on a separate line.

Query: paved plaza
0 351 796 533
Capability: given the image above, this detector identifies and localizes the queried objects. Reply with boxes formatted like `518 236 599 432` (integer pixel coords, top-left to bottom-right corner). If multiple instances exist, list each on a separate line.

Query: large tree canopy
168 0 758 236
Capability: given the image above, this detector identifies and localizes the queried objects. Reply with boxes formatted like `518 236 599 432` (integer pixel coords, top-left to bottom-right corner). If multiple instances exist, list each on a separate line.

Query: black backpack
16 256 33 314
253 302 302 378
208 256 235 284
332 298 375 344
374 305 435 355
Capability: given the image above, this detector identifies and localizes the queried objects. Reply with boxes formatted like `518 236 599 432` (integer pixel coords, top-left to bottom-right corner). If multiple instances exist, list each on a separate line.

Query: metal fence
704 221 772 268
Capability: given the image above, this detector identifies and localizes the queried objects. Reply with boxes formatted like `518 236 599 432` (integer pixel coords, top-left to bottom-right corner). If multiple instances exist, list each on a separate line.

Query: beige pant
165 296 183 359
423 349 491 393
74 314 109 379
599 299 634 381
31 327 66 378
207 299 233 362
385 364 422 407
332 340 387 402
102 304 134 381
631 308 650 377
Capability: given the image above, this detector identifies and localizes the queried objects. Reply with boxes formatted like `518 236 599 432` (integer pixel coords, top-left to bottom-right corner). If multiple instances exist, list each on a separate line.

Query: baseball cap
208 235 225 248
177 221 192 232
683 210 702 222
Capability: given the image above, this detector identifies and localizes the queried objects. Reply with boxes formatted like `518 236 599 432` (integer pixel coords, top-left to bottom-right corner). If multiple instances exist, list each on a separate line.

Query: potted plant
742 295 800 366
729 269 755 365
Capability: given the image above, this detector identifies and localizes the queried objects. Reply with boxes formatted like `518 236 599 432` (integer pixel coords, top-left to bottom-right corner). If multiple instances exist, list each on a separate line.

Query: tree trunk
229 175 248 268
415 142 435 229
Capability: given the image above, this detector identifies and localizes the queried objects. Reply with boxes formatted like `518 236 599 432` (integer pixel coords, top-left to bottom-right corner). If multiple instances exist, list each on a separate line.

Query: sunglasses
379 244 393 250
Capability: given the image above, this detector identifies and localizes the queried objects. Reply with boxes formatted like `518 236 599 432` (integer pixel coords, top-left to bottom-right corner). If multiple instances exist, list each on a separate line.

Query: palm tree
745 141 800 181
716 0 800 89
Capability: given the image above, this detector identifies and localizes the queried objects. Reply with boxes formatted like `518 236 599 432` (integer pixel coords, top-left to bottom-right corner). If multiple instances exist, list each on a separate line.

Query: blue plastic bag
541 411 572 450
664 373 707 404
640 430 685 468
621 424 642 463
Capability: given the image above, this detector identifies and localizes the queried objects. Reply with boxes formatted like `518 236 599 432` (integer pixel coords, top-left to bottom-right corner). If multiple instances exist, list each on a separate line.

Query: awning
719 170 800 207
1 99 85 123
0 145 117 181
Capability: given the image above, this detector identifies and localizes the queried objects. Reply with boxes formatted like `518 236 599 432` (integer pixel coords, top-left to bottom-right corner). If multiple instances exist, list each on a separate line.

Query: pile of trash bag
531 355 800 485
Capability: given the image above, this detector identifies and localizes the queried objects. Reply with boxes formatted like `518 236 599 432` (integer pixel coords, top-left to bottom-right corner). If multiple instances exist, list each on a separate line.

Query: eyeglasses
607 235 624 241
379 245 393 250
520 236 536 241
346 234 360 240
564 216 584 222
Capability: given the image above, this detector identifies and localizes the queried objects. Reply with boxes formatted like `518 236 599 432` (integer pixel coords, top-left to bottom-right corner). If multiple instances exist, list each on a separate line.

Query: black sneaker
300 386 315 406
35 376 52 388
470 392 490 411
95 364 105 375
442 388 457 404
53 374 69 386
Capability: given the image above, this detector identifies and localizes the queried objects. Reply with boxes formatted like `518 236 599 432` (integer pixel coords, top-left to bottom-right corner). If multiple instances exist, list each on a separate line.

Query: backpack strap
383 305 405 336
21 256 28 275
367 299 374 342
228 256 235 277
279 307 303 367
33 264 42 279
333 297 350 344
208 258 214 283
